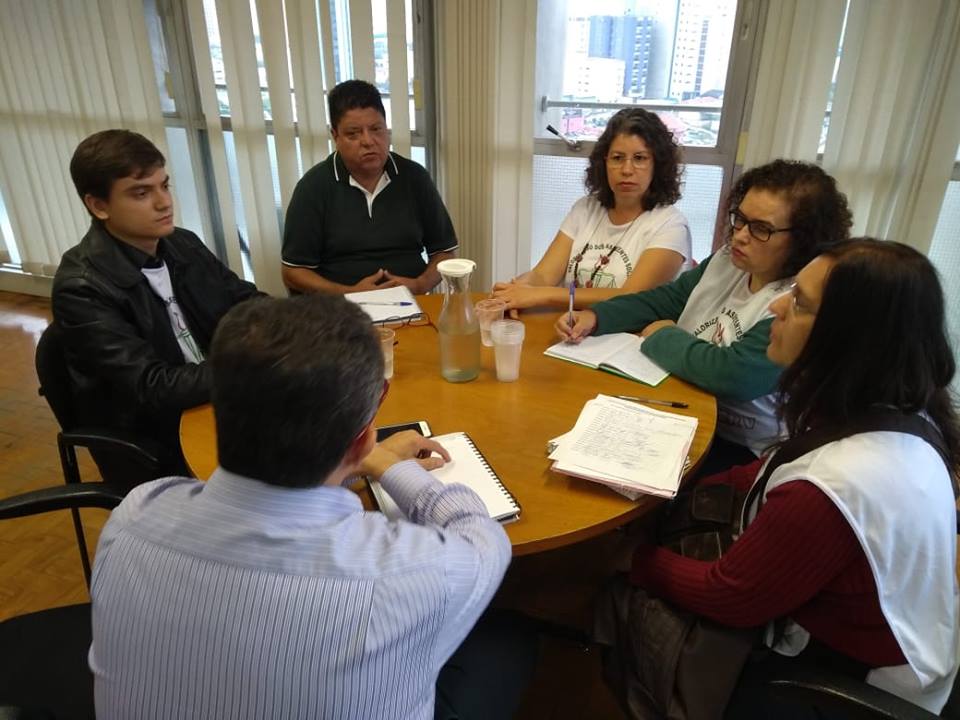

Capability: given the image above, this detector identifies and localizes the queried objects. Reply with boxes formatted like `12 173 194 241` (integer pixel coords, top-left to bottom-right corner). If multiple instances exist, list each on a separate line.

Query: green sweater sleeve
592 256 710 334
640 317 781 402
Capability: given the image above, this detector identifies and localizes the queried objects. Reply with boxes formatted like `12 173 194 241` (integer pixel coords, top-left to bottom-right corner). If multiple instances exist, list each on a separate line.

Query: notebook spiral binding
464 433 521 514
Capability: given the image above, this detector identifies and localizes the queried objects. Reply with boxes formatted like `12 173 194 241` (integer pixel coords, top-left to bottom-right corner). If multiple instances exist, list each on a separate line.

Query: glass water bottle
436 259 481 383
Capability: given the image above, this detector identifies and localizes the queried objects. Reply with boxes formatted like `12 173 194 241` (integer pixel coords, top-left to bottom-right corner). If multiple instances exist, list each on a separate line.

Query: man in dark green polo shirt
282 80 458 294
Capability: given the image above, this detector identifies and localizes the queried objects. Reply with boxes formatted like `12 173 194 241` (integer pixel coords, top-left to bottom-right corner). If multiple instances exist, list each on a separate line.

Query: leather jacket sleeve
193 238 262 307
53 276 212 414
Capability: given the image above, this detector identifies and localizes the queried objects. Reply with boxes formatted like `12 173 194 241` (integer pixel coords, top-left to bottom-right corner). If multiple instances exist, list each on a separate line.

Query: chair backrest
35 323 77 432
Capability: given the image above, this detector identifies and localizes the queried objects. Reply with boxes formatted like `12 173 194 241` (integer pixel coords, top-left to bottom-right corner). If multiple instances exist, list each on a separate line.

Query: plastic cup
475 298 507 347
378 327 395 379
490 319 525 382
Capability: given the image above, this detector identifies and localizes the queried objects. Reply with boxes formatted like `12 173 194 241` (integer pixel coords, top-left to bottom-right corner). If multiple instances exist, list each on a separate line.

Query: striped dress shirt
89 460 511 719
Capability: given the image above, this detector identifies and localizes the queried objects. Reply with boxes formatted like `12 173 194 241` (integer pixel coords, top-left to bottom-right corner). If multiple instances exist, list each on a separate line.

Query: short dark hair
69 129 165 206
725 159 852 279
584 108 683 211
328 79 386 131
779 238 960 474
210 295 385 488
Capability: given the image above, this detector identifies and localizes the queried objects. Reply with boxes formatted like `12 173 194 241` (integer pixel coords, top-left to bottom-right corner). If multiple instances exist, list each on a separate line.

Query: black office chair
0 482 125 720
762 666 957 719
763 512 960 720
34 323 161 586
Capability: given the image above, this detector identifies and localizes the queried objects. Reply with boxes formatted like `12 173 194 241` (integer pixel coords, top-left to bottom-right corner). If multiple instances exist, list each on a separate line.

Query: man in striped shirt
88 294 517 719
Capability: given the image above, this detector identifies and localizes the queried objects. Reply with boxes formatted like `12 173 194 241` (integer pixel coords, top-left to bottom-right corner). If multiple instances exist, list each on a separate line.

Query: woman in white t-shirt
492 108 691 311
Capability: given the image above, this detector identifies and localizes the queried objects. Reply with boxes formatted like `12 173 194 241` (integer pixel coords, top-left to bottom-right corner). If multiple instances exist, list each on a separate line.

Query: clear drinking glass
490 319 525 382
378 327 395 379
474 298 507 347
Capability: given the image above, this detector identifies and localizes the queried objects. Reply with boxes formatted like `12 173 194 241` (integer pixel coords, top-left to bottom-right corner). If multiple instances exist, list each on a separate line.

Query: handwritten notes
549 394 697 499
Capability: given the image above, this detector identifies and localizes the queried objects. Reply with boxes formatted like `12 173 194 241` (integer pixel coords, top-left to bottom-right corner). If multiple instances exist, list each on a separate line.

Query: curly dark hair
725 159 852 279
778 238 960 476
584 108 682 211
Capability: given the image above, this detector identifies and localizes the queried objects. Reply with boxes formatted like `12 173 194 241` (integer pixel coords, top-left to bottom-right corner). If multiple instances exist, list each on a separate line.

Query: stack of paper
345 285 423 324
549 394 697 499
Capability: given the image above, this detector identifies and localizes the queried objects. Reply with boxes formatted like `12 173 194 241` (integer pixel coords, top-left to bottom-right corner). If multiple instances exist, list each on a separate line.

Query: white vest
676 246 790 454
747 431 959 712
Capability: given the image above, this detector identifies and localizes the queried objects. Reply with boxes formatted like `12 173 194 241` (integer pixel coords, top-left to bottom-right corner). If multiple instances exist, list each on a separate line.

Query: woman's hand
555 309 598 343
491 281 551 312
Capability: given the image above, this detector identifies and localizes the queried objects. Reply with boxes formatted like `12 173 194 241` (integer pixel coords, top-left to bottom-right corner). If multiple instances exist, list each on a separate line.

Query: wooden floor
0 289 623 719
0 291 107 620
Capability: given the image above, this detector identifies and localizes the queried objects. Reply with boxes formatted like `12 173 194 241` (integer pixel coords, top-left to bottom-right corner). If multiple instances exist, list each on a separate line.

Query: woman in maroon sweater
630 239 960 716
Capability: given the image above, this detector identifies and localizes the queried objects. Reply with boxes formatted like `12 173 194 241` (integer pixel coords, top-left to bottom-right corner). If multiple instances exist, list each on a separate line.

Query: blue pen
567 281 575 328
358 301 413 307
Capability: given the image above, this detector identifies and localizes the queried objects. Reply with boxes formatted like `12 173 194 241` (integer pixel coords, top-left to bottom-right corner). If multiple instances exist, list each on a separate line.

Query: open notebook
548 394 697 500
345 285 423 324
369 432 520 523
544 333 669 386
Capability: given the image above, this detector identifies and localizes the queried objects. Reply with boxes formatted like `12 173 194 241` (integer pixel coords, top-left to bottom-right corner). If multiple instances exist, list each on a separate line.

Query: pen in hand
615 395 689 409
567 281 575 330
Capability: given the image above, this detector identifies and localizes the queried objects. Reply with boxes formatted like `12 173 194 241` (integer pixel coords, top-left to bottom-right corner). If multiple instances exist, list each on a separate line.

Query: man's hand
555 309 598 343
382 271 424 294
641 319 676 338
359 430 452 479
352 269 399 292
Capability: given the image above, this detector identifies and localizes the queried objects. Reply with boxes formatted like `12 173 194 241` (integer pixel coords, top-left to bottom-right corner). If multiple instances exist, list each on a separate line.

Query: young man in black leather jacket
52 130 261 483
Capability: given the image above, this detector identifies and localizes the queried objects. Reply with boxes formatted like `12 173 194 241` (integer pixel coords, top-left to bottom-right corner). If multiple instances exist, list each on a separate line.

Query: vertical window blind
189 0 414 294
0 0 416 297
0 0 956 297
741 0 960 252
0 0 164 277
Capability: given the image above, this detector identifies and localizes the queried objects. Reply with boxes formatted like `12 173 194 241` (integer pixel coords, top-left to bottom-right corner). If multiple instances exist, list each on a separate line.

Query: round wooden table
180 293 716 556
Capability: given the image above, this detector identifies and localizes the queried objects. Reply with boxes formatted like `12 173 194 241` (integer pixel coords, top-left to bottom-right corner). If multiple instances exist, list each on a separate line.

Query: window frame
532 0 764 246
149 0 437 267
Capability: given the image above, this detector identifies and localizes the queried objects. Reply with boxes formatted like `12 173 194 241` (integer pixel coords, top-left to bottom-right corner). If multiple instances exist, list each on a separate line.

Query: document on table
345 285 423 324
544 333 669 386
549 394 697 499
370 432 520 523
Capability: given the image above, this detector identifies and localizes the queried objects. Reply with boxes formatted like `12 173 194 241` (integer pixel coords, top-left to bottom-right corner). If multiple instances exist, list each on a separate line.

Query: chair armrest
0 483 126 520
60 428 162 469
766 666 939 720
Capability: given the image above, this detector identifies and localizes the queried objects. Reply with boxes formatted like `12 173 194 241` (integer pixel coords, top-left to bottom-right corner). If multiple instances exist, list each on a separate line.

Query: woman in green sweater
556 160 852 470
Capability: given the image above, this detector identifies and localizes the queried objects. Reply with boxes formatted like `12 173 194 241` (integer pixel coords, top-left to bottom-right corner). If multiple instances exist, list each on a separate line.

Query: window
144 0 432 286
0 188 17 265
537 0 738 147
926 143 960 390
532 0 758 264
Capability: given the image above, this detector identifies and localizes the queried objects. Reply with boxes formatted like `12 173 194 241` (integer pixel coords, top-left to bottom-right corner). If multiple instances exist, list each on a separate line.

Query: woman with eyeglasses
491 108 692 312
630 240 960 716
557 160 852 470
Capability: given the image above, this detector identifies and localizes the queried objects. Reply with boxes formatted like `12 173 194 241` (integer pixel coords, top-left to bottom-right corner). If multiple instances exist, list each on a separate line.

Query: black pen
615 394 689 409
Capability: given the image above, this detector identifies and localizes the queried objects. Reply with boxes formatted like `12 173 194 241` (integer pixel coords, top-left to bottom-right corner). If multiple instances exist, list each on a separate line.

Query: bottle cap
437 258 476 278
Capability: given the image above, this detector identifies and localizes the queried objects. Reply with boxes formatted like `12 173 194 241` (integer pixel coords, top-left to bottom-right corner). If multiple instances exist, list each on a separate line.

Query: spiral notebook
369 432 520 523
